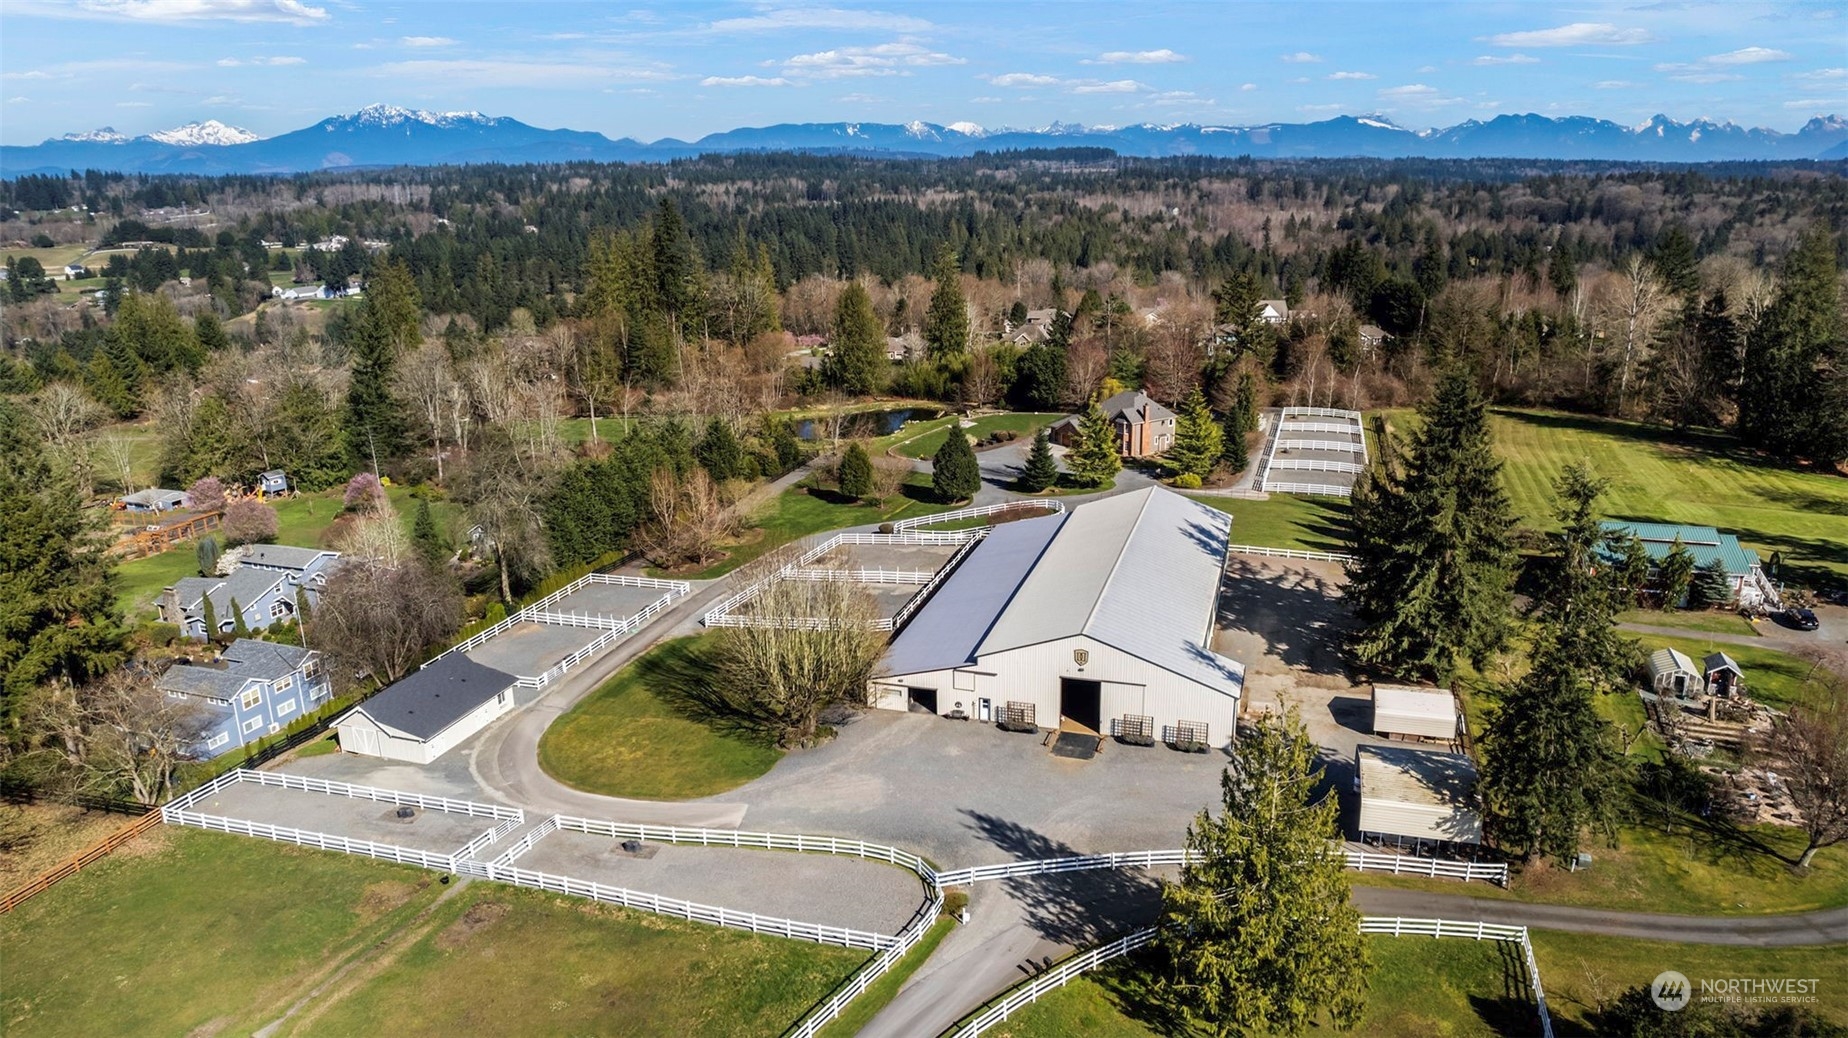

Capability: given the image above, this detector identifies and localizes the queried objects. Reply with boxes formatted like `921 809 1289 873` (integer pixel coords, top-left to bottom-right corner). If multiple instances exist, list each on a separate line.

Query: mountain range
4 104 1845 176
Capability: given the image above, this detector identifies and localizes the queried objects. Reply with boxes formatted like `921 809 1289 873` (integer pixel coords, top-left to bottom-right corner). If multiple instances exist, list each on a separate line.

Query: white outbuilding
1370 685 1460 742
334 655 518 764
873 487 1245 747
1356 744 1482 847
1647 647 1702 698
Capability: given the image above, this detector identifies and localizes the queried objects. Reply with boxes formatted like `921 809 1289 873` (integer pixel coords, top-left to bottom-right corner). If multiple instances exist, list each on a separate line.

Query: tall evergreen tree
1232 371 1259 433
196 535 220 577
1156 709 1370 1036
1167 388 1224 480
822 283 886 395
696 417 745 482
1688 559 1733 611
1067 402 1121 488
342 306 407 468
363 258 424 351
202 595 219 641
1345 368 1515 682
837 442 874 500
650 197 703 333
193 309 231 354
1739 228 1847 465
1533 464 1637 692
1017 427 1059 493
923 245 970 357
229 597 251 640
411 497 447 563
1655 536 1695 610
1009 341 1067 411
930 426 980 503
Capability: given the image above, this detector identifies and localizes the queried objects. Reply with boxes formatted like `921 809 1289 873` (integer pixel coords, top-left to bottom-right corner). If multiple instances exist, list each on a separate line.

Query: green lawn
1478 409 1848 586
1 826 866 1038
893 412 1064 460
1350 820 1848 916
111 484 461 620
1532 929 1848 1034
672 476 956 580
977 935 1531 1038
538 635 782 799
285 881 865 1038
1619 608 1761 638
1190 493 1352 554
1642 633 1825 711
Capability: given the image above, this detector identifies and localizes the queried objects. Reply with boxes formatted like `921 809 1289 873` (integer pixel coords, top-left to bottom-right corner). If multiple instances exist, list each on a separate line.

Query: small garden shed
1703 651 1744 698
1648 647 1702 698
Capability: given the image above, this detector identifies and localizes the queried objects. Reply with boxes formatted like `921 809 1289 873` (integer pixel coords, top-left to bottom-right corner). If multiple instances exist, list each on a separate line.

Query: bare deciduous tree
28 671 211 805
635 467 733 570
314 557 463 688
455 437 555 604
397 340 459 480
1759 673 1848 869
868 454 911 504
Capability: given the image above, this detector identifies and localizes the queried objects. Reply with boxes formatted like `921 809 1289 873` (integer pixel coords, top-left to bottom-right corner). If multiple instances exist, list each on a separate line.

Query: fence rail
211 769 523 821
1280 406 1364 420
946 916 1550 1038
1272 438 1367 453
1347 850 1507 885
1270 420 1362 435
891 529 987 632
1256 480 1354 497
1266 458 1365 474
934 846 1503 887
889 499 1066 531
0 811 163 914
1225 544 1355 563
703 522 997 628
552 815 938 881
785 892 946 1038
436 571 690 660
166 807 467 871
787 567 934 585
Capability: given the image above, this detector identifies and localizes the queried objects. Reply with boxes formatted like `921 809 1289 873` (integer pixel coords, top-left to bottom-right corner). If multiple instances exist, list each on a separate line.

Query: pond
793 407 943 440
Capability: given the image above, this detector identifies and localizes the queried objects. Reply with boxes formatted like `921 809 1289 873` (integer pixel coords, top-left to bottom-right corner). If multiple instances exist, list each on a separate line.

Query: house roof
886 487 1243 700
157 638 314 700
122 487 186 506
1359 324 1387 340
1097 389 1176 426
1259 298 1290 316
1358 744 1478 812
1648 647 1699 679
1704 651 1743 677
353 654 517 741
171 567 289 622
1599 521 1760 577
260 469 286 480
240 544 334 571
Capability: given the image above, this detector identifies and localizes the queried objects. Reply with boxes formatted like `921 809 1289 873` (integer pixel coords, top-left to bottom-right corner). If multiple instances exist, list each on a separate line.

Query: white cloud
1593 80 1635 89
970 95 1002 103
989 72 1060 88
27 0 330 25
1071 79 1149 94
701 74 790 87
1483 23 1654 47
372 58 677 87
703 7 930 34
1088 49 1186 65
1785 98 1840 108
1668 71 1745 83
6 96 30 104
1704 46 1791 65
780 41 962 79
217 55 306 66
1417 65 1438 73
1471 54 1538 66
1327 71 1376 80
1297 103 1346 112
1377 83 1464 108
1379 84 1440 98
1280 51 1322 63
837 92 884 103
116 100 154 106
1239 82 1258 91
401 36 457 47
1794 67 1848 80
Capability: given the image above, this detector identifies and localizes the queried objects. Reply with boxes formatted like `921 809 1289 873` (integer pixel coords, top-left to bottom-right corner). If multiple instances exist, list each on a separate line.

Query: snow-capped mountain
5 107 1845 176
146 120 260 146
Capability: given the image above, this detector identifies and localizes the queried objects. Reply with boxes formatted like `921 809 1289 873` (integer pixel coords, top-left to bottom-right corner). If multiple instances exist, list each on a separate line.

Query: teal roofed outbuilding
1597 520 1775 607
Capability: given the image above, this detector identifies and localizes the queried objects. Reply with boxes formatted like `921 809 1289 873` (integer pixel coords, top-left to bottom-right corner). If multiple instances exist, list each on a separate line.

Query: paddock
541 581 670 622
179 778 502 855
462 621 605 681
1256 407 1368 497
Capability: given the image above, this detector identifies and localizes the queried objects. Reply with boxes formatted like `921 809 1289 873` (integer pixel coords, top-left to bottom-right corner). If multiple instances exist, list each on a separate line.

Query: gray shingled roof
354 655 518 741
1098 389 1176 425
170 568 289 624
241 544 334 571
881 512 1066 677
885 488 1243 698
157 638 313 701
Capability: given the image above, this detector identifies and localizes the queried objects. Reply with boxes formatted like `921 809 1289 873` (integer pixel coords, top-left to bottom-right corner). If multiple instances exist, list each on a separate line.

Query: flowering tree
221 498 279 545
343 472 386 513
186 476 225 512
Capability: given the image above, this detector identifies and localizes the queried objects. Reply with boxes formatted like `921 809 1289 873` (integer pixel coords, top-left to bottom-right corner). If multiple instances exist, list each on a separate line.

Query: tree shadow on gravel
960 810 1165 952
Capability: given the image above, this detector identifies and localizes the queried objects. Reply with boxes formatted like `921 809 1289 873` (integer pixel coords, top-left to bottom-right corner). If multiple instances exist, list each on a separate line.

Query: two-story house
1048 389 1178 459
160 544 341 640
156 639 330 758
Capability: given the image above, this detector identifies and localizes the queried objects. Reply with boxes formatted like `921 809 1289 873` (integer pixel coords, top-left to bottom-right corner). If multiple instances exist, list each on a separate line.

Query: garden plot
506 828 927 936
462 621 605 682
178 778 506 856
1258 407 1368 497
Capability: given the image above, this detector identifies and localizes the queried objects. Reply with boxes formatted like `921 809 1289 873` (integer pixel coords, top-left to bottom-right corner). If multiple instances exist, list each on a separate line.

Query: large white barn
873 487 1245 747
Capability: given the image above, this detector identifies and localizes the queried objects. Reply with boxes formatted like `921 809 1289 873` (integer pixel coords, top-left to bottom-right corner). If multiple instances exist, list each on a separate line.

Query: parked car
1781 607 1821 631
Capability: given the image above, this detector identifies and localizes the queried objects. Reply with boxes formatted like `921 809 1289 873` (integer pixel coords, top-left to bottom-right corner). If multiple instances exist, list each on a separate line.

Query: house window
207 732 230 750
312 573 326 587
241 688 262 710
274 675 293 693
270 599 293 619
241 717 263 734
276 698 297 718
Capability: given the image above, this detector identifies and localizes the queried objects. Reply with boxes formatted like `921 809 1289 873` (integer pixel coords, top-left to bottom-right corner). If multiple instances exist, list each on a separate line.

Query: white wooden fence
933 847 1505 887
551 815 940 881
436 571 692 660
946 916 1550 1038
1266 458 1366 474
1256 480 1355 496
1273 420 1363 435
890 499 1066 531
1280 406 1364 421
1225 544 1355 563
1273 438 1367 453
787 568 934 585
785 889 947 1038
167 768 523 822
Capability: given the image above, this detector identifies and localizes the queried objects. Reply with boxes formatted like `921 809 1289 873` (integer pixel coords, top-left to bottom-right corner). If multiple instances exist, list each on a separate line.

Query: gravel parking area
187 782 499 854
463 621 603 679
1214 555 1357 715
546 582 667 620
819 540 960 572
512 829 928 934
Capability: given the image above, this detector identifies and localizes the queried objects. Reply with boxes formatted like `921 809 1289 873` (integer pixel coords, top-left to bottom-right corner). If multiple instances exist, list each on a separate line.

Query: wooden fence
0 810 161 914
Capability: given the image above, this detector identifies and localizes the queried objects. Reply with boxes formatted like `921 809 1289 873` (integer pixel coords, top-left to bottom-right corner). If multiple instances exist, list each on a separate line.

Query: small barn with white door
873 487 1245 747
335 655 518 764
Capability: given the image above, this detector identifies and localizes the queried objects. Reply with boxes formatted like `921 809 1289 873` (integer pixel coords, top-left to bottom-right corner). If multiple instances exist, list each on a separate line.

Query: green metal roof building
1598 521 1775 607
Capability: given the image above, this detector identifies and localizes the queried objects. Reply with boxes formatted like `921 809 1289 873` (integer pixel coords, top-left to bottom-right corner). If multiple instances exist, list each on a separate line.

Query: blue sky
2 1 1844 144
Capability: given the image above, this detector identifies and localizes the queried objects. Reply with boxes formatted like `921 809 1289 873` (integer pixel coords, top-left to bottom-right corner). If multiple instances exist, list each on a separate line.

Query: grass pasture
1191 492 1352 554
1 826 865 1038
538 635 782 799
892 411 1064 459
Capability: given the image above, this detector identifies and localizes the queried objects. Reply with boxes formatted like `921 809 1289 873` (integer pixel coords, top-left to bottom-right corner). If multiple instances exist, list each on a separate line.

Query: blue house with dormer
156 640 330 758
159 544 342 640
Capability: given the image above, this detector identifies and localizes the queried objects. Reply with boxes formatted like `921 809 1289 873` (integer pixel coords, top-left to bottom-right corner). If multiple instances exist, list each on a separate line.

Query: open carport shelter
873 487 1245 747
334 655 519 764
1356 744 1482 850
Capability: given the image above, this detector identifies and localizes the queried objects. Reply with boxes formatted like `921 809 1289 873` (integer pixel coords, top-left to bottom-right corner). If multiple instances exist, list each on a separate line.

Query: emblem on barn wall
1072 649 1089 667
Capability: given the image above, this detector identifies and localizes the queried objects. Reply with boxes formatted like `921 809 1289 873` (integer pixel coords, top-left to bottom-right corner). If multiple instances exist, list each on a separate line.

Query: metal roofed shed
1703 651 1744 698
1371 685 1459 742
1648 647 1702 698
1357 744 1482 847
334 655 519 764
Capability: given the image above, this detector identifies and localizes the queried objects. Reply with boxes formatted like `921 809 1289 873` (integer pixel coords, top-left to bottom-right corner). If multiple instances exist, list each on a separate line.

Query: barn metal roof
1598 521 1760 577
1358 744 1478 811
880 512 1066 677
885 487 1244 698
1371 685 1457 723
1648 647 1699 679
354 654 518 741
